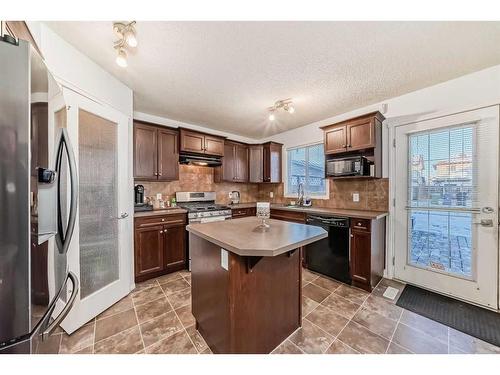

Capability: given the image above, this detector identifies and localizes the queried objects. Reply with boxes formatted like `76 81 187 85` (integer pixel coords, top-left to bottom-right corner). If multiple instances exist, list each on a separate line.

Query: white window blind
286 143 326 197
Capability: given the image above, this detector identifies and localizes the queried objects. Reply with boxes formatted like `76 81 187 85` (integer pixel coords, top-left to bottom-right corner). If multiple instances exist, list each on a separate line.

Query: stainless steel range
176 191 231 223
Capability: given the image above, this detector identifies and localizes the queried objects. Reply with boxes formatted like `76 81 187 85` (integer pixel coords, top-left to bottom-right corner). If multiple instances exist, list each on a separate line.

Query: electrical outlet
270 191 274 198
352 192 360 202
156 193 162 200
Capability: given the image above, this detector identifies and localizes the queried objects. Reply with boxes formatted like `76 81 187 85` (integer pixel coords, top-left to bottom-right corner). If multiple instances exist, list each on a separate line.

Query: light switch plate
352 192 360 202
221 248 228 271
156 193 162 200
270 191 274 198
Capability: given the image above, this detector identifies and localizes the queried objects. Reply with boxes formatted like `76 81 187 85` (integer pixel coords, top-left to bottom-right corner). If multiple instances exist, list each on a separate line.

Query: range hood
179 153 222 167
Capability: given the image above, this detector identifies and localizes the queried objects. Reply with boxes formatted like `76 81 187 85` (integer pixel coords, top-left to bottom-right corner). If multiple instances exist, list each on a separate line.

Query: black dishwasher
305 215 351 283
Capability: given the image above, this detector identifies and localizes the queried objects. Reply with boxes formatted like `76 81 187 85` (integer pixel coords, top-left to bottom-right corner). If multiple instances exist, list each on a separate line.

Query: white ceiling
45 21 500 139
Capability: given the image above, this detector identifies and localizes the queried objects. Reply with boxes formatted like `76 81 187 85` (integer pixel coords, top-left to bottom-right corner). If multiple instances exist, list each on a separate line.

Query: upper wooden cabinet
262 142 282 183
216 141 248 183
249 145 263 183
134 121 179 181
179 128 224 156
321 111 384 155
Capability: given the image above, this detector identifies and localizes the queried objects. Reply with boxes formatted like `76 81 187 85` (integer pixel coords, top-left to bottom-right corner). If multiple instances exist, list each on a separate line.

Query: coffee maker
134 184 151 211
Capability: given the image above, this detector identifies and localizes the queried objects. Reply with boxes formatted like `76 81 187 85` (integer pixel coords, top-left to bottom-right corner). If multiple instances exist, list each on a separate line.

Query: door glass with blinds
408 125 475 278
287 143 326 197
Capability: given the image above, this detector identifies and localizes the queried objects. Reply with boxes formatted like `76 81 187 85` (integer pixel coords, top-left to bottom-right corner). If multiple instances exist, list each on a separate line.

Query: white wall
26 22 133 117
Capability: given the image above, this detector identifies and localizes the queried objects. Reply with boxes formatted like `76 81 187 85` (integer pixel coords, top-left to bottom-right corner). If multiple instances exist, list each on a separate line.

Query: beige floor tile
302 269 320 283
362 295 403 321
302 296 319 317
305 304 349 337
325 340 359 354
321 294 361 319
35 333 62 354
59 323 95 354
135 297 172 324
386 342 412 354
272 340 303 354
200 347 212 354
167 287 191 309
352 308 398 340
334 284 370 305
311 276 342 292
74 345 93 354
399 310 448 343
94 326 143 354
94 308 138 343
449 328 500 354
146 330 197 354
140 310 184 347
288 319 334 354
371 278 405 304
175 305 196 328
155 272 183 285
337 321 390 354
132 286 165 307
392 323 447 354
131 279 158 295
97 295 134 321
183 274 192 285
160 278 191 296
185 324 208 352
302 283 331 303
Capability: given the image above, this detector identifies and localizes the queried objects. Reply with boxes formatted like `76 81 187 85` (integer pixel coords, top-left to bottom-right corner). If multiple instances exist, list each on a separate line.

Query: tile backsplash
139 165 388 212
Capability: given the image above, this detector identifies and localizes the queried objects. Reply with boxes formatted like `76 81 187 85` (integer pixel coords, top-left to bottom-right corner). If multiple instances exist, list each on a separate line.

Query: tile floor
46 268 500 354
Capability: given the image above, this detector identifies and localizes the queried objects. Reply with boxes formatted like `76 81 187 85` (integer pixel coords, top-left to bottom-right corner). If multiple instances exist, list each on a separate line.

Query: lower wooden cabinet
349 217 386 292
134 214 187 282
269 209 306 223
231 207 256 219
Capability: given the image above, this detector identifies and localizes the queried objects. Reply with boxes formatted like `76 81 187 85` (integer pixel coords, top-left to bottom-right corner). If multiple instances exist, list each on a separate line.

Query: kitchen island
186 217 327 354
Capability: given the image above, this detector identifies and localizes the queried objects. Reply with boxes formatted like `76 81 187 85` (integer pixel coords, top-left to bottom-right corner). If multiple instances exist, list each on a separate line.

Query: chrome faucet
297 181 304 206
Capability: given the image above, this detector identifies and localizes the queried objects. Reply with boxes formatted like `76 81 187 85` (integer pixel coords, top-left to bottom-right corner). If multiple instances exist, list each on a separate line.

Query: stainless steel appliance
305 215 351 283
326 155 371 178
176 191 232 224
229 191 240 205
0 37 78 353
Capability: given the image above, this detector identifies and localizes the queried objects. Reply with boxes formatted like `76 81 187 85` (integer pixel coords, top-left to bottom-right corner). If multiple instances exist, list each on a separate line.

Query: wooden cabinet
134 213 187 282
322 111 384 155
349 217 386 292
134 121 179 181
231 207 256 219
270 209 306 224
249 145 263 183
216 141 248 183
235 143 249 182
179 128 224 156
262 142 283 183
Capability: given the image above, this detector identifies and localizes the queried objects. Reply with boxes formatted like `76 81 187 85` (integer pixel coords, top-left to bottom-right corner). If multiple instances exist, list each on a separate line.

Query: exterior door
59 89 133 333
394 106 499 309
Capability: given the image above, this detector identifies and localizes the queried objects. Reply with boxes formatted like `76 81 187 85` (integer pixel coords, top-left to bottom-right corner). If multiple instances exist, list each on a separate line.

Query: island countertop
186 216 327 257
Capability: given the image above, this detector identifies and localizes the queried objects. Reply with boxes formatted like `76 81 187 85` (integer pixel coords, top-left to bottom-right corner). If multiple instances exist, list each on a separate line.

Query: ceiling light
116 48 128 68
267 98 295 120
269 113 276 121
287 106 295 114
124 29 138 48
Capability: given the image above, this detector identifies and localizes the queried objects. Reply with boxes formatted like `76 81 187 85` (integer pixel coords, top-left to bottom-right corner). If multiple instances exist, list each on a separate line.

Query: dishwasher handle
307 215 350 227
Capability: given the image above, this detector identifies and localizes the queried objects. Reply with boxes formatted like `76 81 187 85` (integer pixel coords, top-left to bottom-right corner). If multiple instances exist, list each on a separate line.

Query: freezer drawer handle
42 271 79 341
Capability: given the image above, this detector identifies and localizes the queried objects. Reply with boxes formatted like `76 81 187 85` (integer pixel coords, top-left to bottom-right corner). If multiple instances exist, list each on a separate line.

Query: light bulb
124 30 138 47
116 49 127 68
269 113 275 121
288 106 295 114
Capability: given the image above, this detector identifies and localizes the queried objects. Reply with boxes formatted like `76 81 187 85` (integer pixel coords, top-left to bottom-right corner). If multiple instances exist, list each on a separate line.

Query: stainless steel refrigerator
0 36 79 353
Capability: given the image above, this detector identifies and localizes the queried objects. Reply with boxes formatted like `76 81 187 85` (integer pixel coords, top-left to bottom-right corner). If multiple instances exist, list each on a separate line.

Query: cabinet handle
154 172 158 176
350 234 354 238
161 218 165 222
342 144 346 148
158 172 162 176
347 144 352 147
160 230 163 234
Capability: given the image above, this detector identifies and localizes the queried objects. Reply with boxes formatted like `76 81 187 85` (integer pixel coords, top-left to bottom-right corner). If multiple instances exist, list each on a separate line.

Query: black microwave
326 156 372 177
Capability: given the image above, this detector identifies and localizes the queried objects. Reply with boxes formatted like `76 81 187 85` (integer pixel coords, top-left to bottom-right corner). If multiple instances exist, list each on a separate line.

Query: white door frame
387 105 500 310
59 87 134 333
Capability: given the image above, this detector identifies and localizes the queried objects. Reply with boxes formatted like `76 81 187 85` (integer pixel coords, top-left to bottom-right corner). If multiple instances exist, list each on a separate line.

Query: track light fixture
113 21 137 67
268 98 295 121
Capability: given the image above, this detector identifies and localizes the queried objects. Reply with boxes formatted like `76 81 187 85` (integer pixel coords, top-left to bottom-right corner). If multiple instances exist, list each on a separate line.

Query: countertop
227 202 388 220
186 216 328 257
134 207 188 218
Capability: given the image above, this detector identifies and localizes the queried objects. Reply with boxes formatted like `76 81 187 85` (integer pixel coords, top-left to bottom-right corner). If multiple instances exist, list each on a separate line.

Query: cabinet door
164 225 186 272
134 123 158 179
180 129 205 154
350 229 371 287
222 143 236 181
135 225 164 280
347 118 375 151
204 135 225 156
235 144 248 182
249 145 263 183
263 143 282 183
158 129 179 181
324 126 347 154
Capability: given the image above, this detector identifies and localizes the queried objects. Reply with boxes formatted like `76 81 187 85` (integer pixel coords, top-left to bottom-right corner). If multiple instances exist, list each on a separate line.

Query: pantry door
393 106 499 309
59 89 133 334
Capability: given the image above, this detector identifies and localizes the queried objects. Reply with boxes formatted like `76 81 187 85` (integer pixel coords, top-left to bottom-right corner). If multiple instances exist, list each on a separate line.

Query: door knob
474 219 494 227
482 207 494 213
118 212 129 219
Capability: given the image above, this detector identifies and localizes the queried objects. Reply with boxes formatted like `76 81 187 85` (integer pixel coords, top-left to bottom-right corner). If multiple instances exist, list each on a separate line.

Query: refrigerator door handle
55 128 78 255
42 271 79 341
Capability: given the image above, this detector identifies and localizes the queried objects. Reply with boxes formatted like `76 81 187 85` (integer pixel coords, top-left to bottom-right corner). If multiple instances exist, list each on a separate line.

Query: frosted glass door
78 110 119 298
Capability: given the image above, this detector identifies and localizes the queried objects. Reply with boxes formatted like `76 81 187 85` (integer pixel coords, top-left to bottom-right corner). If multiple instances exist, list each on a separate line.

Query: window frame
284 141 329 199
